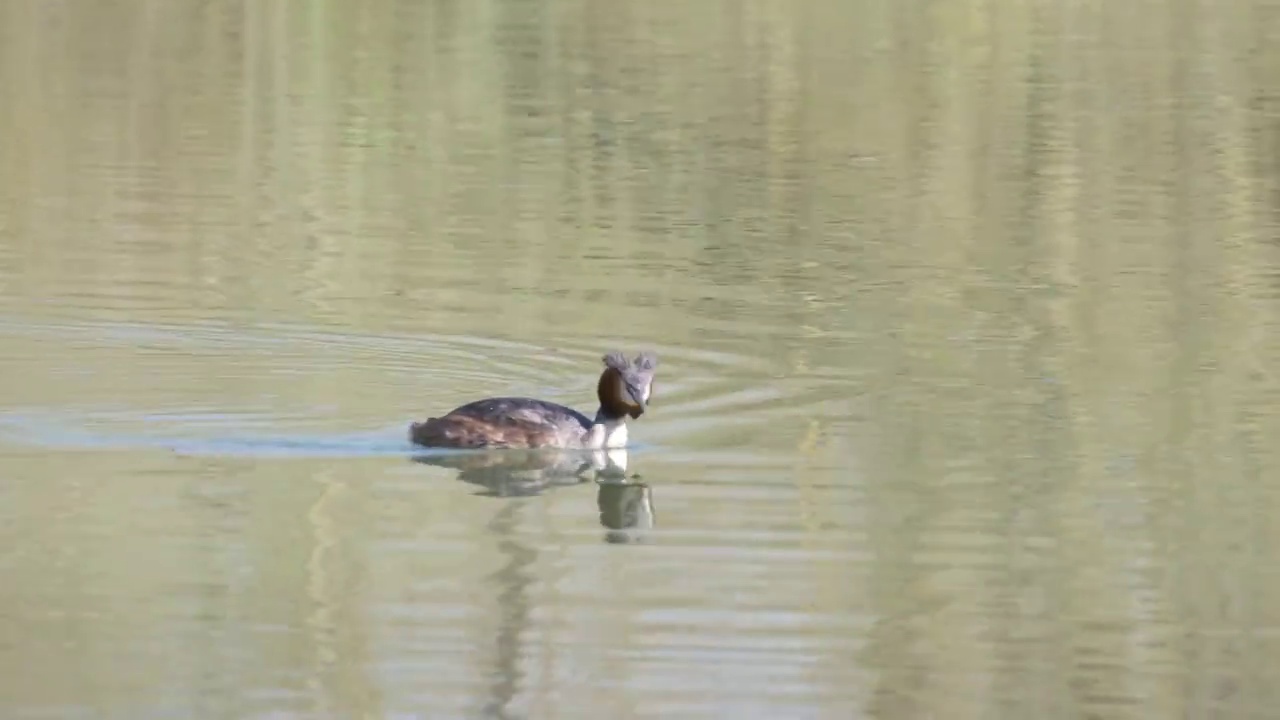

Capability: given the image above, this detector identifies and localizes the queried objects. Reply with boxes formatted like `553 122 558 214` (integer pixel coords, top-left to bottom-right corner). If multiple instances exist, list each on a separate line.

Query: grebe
409 351 657 449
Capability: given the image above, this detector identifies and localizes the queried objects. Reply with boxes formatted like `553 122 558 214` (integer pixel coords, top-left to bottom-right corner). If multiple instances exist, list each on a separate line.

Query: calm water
2 2 1279 719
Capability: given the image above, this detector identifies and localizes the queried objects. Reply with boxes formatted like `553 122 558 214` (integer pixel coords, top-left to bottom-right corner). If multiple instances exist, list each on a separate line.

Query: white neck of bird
589 448 630 476
587 413 629 449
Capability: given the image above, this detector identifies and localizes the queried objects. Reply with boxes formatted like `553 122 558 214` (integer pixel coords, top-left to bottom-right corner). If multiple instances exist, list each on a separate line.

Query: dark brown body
409 397 593 449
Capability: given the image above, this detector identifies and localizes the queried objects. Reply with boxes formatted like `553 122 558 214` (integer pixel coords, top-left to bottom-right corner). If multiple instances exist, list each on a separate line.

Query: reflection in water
412 446 655 541
411 447 632 497
482 501 535 720
419 449 654 714
1 0 1279 717
597 479 655 544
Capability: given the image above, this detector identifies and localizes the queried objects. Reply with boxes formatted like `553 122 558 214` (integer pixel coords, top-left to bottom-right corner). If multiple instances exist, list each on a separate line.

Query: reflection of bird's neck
597 479 654 535
589 448 630 476
587 411 629 449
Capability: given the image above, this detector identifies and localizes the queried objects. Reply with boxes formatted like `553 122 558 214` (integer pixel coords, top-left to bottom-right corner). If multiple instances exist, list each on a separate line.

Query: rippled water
2 2 1280 719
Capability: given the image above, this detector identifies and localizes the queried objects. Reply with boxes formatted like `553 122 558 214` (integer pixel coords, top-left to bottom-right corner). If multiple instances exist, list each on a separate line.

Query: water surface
1 2 1279 719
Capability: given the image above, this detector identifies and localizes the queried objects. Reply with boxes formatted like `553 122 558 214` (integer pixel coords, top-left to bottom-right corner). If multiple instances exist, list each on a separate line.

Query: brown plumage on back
410 414 526 449
409 398 581 449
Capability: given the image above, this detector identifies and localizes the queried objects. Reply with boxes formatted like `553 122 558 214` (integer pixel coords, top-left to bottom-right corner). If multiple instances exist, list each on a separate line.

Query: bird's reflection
412 447 656 540
411 447 633 497
596 478 655 544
